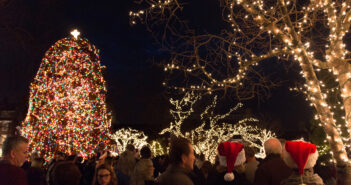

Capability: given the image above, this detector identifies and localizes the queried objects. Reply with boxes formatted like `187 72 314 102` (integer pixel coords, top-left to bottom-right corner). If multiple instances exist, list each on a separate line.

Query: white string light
131 0 351 167
160 91 275 162
111 128 148 154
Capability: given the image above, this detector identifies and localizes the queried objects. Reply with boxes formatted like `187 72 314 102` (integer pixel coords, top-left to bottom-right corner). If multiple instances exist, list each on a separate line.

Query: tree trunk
325 34 351 184
298 52 350 182
332 57 351 142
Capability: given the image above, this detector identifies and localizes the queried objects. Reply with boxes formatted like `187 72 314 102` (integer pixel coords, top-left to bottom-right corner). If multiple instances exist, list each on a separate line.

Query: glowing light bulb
71 29 80 39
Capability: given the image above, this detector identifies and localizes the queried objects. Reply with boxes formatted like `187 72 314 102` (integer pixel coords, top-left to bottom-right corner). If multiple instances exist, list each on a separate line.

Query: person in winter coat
27 157 46 185
244 146 259 184
157 137 195 185
152 155 168 178
280 140 324 185
47 151 66 185
52 161 82 185
116 144 137 185
0 136 29 185
254 138 292 185
208 141 251 185
131 158 155 185
131 146 155 185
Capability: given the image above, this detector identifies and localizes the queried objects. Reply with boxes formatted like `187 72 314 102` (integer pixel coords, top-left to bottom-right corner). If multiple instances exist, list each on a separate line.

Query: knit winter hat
283 140 318 175
217 141 246 181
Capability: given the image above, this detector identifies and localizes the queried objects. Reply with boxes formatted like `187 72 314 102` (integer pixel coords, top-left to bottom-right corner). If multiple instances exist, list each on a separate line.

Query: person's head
264 138 282 156
94 164 117 185
2 135 28 167
230 135 243 143
66 155 77 162
31 157 45 168
104 156 114 169
200 161 212 175
76 156 83 164
158 155 166 165
282 140 318 175
134 149 140 159
217 141 246 181
140 146 152 159
53 161 82 185
244 146 256 162
55 151 65 162
198 153 205 161
30 152 40 162
169 137 195 171
126 144 135 152
195 153 206 169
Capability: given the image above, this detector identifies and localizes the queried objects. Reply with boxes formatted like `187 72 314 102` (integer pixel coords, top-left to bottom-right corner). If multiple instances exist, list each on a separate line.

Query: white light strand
160 91 275 162
131 0 351 165
111 128 148 154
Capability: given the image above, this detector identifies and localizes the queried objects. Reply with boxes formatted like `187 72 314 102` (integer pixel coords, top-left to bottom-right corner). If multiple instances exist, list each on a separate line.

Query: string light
150 140 168 156
160 91 275 162
20 32 111 161
111 128 148 154
131 0 351 166
129 0 176 25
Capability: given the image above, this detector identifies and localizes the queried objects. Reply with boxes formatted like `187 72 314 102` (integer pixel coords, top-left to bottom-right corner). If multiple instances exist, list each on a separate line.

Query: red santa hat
283 140 318 175
217 141 246 181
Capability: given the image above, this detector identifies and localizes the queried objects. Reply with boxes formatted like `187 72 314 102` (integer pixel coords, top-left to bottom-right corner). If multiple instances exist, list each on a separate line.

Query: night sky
0 0 314 138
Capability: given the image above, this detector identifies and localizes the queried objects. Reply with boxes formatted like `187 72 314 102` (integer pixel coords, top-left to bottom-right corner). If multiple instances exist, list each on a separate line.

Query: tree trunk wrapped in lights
131 0 351 182
20 30 111 161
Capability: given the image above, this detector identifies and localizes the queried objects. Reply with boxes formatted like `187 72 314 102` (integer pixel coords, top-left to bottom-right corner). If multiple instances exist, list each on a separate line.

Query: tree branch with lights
132 0 351 181
160 91 275 162
111 128 149 154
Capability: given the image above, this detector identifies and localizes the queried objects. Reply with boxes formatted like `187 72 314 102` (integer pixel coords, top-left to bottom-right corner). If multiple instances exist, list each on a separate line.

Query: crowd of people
0 135 337 185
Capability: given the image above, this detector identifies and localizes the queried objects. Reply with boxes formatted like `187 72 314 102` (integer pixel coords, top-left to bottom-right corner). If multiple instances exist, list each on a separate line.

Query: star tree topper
71 29 80 39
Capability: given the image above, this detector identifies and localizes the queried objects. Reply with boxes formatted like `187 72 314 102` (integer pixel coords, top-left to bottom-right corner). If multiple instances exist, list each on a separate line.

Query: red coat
0 161 28 185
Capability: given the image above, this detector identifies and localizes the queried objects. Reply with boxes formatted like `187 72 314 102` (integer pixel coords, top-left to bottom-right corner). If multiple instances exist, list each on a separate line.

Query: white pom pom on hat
224 172 235 181
218 141 246 181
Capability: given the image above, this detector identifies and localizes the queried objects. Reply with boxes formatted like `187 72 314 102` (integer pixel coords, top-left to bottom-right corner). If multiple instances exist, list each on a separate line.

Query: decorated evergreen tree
20 30 111 160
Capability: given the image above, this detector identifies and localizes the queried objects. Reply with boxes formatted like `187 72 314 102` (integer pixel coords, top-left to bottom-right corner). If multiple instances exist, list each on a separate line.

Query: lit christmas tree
20 30 111 161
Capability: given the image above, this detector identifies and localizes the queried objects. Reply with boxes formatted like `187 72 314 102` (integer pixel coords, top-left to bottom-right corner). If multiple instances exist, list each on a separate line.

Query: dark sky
0 0 314 138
